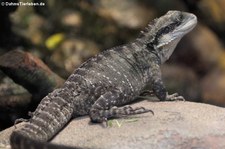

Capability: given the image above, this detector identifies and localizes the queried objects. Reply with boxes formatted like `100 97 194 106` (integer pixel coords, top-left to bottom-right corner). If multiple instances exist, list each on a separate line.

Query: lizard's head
137 10 197 63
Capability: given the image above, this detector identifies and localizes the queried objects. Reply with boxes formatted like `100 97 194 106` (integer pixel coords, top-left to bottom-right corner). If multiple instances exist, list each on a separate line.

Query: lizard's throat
156 37 181 63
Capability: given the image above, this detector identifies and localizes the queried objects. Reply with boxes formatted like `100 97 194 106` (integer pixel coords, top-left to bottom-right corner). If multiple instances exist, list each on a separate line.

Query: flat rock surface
1 100 225 149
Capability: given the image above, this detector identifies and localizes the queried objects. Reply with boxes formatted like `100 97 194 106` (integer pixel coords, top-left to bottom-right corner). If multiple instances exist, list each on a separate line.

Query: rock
0 50 64 100
201 70 225 106
1 101 225 149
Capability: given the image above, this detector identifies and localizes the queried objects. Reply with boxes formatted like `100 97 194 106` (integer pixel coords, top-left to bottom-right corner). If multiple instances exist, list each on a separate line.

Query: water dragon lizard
9 10 197 149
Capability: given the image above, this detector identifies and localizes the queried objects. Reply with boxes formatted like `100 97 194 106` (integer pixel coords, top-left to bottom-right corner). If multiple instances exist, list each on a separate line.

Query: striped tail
10 88 79 149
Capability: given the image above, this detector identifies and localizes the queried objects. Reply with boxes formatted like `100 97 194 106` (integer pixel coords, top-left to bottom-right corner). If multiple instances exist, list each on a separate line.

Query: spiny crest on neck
138 18 158 40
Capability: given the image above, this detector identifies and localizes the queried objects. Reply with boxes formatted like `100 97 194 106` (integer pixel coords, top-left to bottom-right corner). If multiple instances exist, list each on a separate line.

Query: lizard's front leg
150 65 185 101
89 89 153 123
152 79 185 101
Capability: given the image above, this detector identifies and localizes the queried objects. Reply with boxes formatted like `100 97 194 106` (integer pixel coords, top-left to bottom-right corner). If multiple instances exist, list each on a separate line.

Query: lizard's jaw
157 37 182 63
172 12 197 38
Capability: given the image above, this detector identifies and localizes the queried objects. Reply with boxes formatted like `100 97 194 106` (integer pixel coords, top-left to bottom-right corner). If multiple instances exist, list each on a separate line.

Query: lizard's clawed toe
165 93 185 101
124 106 154 115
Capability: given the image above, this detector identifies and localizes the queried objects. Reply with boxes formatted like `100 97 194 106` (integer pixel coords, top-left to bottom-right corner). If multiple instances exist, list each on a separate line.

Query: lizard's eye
179 13 183 21
162 21 180 35
163 26 170 33
147 42 154 49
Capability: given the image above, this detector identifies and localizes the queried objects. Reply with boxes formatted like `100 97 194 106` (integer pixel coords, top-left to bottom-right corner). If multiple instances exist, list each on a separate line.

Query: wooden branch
0 50 65 101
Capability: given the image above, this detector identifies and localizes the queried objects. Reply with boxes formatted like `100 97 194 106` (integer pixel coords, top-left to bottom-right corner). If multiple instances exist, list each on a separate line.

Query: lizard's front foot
165 92 185 101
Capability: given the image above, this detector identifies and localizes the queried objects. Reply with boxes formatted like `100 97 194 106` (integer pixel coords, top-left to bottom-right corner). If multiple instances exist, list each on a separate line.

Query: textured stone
1 101 225 149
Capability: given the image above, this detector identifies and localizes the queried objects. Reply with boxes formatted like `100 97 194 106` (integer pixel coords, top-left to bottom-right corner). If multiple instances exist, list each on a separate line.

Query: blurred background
0 0 225 130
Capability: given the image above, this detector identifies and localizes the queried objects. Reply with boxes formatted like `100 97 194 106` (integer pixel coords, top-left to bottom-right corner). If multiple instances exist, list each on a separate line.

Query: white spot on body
95 103 101 108
123 74 134 93
24 123 40 133
76 74 95 88
88 79 94 87
51 102 60 109
100 95 104 99
61 106 72 115
57 97 67 105
33 116 54 134
108 64 117 72
118 88 123 93
41 111 60 128
21 126 39 137
98 64 104 68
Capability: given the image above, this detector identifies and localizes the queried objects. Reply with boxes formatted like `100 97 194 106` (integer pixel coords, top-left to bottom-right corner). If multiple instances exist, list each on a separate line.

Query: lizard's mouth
173 13 197 36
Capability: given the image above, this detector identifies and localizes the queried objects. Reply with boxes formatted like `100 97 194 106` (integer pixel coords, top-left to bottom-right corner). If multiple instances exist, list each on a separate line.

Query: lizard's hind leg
89 90 153 123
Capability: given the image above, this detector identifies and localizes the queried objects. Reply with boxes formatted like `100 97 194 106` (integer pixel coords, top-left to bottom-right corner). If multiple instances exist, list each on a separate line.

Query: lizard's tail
10 88 82 149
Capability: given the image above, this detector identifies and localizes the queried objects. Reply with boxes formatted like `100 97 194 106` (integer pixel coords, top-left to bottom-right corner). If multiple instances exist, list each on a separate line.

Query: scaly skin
10 10 197 149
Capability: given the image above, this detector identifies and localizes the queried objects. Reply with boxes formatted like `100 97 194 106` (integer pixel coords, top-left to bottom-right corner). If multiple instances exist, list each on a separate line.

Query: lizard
9 10 197 149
